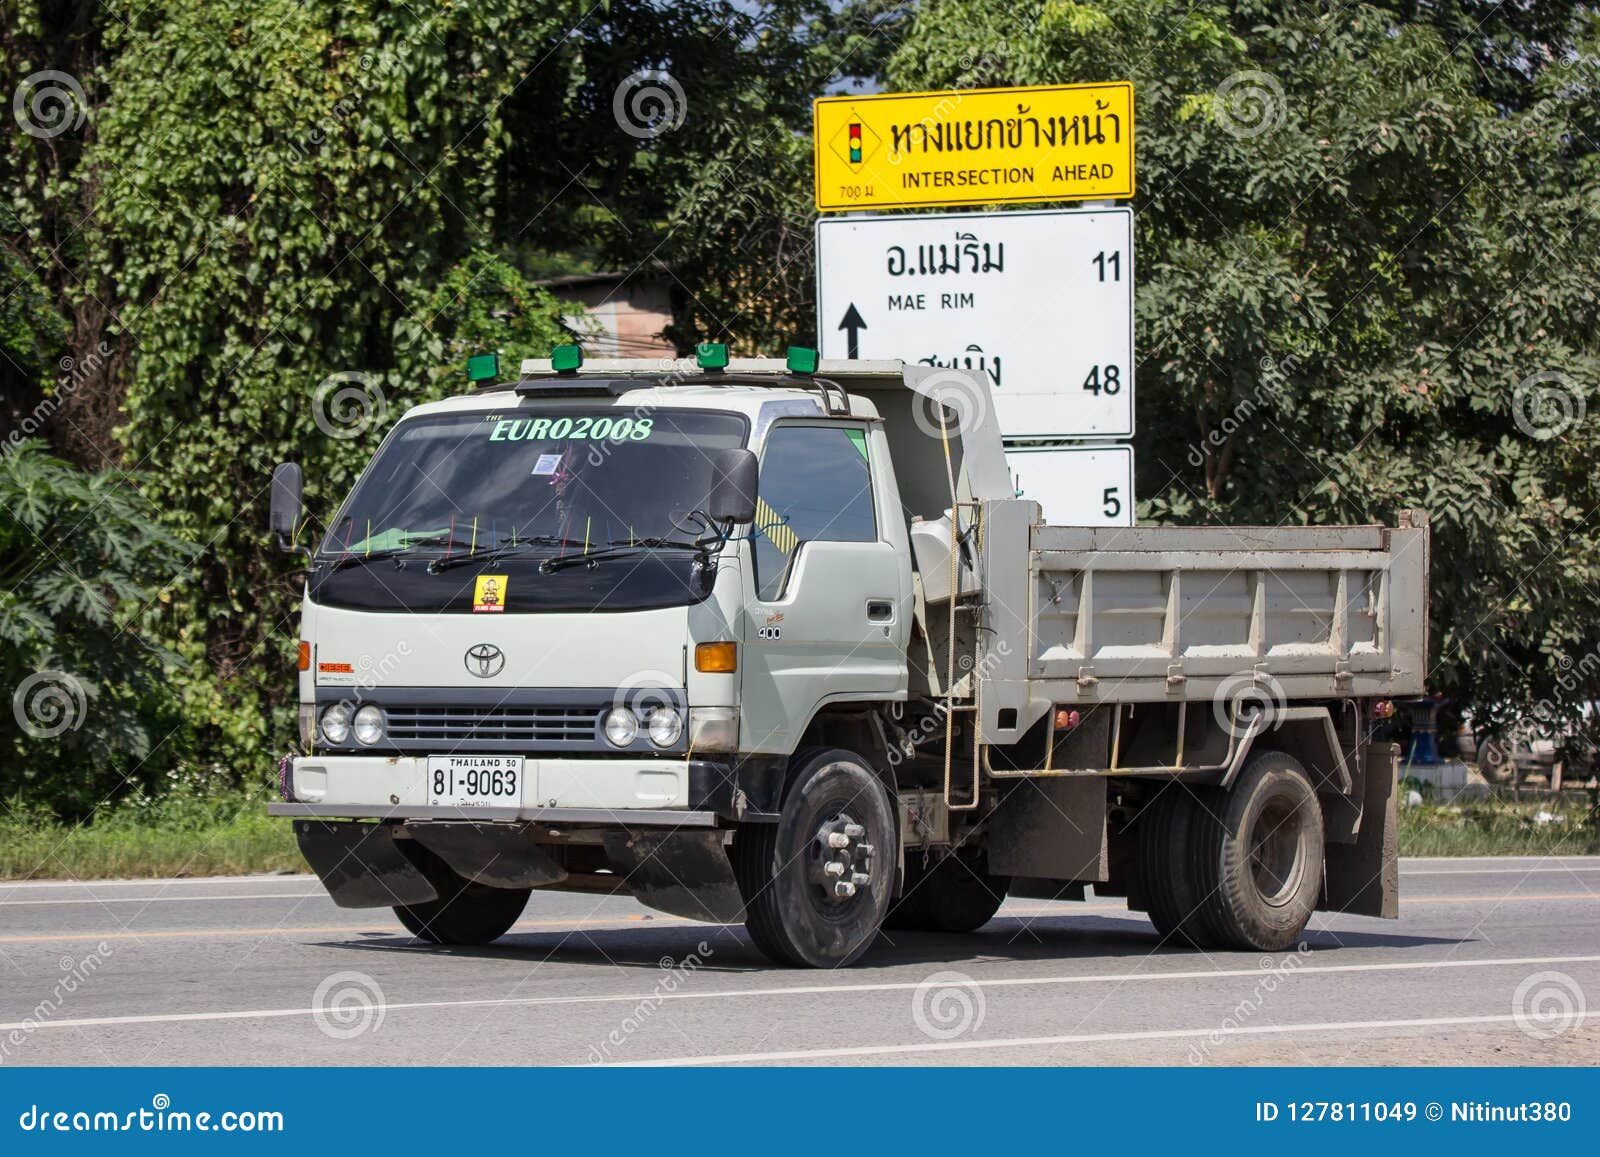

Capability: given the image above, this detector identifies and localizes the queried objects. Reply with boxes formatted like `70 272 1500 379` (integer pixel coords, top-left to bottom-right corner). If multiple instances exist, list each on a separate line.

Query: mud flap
293 819 438 909
602 830 744 923
406 821 566 889
1321 742 1400 918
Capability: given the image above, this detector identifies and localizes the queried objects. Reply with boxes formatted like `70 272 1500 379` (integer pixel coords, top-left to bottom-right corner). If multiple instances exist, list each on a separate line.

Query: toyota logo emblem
464 643 505 678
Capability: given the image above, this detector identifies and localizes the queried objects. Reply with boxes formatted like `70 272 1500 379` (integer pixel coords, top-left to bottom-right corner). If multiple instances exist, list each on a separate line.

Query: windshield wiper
321 534 454 573
539 538 705 574
426 535 590 573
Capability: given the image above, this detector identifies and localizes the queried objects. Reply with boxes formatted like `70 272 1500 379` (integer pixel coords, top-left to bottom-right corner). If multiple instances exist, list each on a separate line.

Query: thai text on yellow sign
813 81 1133 212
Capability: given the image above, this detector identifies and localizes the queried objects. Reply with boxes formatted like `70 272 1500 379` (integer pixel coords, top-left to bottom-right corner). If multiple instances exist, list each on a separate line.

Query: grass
1397 794 1600 857
2 786 1596 882
0 785 301 881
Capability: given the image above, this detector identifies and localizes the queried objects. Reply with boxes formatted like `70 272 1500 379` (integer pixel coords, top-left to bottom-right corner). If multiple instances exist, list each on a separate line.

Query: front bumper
270 753 737 824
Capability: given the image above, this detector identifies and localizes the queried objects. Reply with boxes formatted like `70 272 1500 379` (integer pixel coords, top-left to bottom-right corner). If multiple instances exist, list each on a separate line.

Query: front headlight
603 707 639 747
352 704 386 746
319 702 352 746
646 706 684 748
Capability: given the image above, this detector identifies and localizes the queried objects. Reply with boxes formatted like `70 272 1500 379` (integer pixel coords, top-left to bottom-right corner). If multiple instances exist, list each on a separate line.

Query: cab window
752 425 876 601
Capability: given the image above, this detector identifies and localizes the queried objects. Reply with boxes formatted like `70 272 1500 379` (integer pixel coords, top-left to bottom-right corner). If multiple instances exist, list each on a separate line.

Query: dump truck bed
979 507 1429 729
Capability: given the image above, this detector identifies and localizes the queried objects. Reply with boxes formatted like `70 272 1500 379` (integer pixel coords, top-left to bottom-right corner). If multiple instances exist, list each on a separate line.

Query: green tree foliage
891 0 1600 741
2 1 872 778
6 0 1600 790
0 442 189 815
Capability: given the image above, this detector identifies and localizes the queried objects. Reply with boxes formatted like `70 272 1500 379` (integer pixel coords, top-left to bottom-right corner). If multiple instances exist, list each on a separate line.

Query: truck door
739 421 908 754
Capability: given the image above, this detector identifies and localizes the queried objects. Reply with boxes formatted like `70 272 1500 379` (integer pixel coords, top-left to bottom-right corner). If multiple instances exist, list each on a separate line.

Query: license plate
426 755 524 808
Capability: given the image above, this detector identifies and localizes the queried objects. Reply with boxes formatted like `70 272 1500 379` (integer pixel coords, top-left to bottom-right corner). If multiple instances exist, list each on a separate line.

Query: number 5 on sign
1005 445 1134 527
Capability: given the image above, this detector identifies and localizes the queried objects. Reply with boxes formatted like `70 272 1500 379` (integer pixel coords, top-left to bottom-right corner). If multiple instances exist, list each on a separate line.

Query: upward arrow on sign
837 303 867 359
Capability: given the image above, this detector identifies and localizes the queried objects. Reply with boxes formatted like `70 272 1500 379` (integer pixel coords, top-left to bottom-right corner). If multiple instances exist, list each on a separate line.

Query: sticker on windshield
531 453 562 476
473 574 508 614
488 416 654 442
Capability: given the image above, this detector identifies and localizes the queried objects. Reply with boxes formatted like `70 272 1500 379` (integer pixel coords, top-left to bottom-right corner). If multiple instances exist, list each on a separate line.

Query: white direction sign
816 207 1133 438
1005 445 1133 526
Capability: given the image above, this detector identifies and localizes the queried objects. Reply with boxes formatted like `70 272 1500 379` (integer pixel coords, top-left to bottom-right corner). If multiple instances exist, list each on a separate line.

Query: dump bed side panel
976 505 1429 741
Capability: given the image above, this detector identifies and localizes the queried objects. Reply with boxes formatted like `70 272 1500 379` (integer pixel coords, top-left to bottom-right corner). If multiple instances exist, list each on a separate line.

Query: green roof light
696 342 729 371
786 346 819 375
550 344 583 374
466 353 500 384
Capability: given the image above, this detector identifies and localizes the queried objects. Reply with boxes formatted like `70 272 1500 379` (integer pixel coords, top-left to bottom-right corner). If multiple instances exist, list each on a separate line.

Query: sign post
815 208 1133 438
813 82 1133 212
812 80 1138 527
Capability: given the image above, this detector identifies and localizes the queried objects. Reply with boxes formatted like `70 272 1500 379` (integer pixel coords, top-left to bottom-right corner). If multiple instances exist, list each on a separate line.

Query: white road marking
0 875 317 891
620 1010 1600 1066
3 953 1596 1035
0 892 323 908
1402 867 1600 876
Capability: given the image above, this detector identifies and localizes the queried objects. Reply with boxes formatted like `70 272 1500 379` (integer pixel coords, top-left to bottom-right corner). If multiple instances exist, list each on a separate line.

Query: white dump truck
268 348 1428 967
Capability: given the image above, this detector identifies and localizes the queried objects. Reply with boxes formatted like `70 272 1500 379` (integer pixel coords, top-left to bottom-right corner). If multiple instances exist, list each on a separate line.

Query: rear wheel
733 747 895 968
1136 784 1216 948
885 849 1007 933
1189 750 1324 951
394 850 531 945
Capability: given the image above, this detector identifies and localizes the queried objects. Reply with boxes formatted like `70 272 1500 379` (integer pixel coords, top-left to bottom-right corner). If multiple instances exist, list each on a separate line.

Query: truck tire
732 747 895 968
394 850 531 946
1136 784 1216 948
885 849 1007 933
1189 750 1324 951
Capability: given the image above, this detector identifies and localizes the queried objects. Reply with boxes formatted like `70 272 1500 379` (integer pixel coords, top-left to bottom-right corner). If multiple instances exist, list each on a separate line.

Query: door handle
866 599 895 623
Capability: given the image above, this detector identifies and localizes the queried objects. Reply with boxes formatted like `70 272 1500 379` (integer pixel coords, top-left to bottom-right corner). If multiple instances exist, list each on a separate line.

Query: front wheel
732 747 896 968
1189 750 1324 951
394 851 531 945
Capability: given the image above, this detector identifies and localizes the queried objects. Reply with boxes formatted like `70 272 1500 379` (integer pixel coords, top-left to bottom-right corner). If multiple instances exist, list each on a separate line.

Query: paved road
0 857 1595 1066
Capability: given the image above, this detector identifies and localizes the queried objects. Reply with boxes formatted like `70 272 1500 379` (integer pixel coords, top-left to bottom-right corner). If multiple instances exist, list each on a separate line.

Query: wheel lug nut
843 823 865 839
824 861 845 877
851 872 870 887
826 832 850 849
835 881 857 898
856 843 874 857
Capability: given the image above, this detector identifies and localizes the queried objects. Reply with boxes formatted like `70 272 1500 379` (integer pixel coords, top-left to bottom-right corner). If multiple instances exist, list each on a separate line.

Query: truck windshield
319 408 747 558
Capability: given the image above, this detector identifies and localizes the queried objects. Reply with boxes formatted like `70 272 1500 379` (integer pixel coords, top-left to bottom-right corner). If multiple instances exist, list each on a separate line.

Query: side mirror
270 462 304 551
708 448 758 525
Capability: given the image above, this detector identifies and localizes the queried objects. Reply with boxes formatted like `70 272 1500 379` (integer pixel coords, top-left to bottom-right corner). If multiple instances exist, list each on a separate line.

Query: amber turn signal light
297 641 311 671
695 642 737 673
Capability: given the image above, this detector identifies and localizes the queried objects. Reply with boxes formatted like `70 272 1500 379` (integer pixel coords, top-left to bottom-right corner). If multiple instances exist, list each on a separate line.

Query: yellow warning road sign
813 81 1133 212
